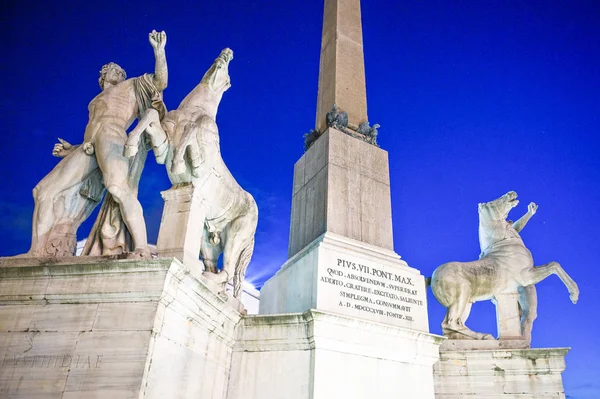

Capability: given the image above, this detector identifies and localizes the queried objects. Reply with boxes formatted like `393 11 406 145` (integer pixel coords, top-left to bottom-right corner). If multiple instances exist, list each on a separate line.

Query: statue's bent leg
518 285 537 343
95 126 150 257
29 147 98 256
520 262 579 304
172 122 199 175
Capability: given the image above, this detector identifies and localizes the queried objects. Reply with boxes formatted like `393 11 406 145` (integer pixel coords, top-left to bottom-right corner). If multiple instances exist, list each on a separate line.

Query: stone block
434 348 569 399
93 302 158 331
0 305 35 331
0 257 242 398
288 129 394 257
156 185 206 273
262 232 429 332
492 292 523 339
228 310 443 399
31 304 98 332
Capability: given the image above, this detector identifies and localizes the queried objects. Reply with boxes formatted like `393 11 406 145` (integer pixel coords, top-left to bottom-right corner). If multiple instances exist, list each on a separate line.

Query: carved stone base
434 348 569 399
0 257 242 398
229 310 444 399
260 231 430 332
440 339 530 351
156 184 206 274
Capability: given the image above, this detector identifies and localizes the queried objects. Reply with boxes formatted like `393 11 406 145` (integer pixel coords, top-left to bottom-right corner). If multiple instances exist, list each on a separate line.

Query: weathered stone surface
434 348 569 398
288 128 393 257
0 257 242 399
229 310 443 399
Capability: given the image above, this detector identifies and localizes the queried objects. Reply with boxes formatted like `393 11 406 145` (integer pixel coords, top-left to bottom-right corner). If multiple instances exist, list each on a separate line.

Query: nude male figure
26 30 168 258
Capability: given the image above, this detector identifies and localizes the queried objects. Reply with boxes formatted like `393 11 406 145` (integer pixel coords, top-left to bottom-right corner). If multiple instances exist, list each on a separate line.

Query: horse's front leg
518 285 537 343
124 109 161 158
520 262 579 304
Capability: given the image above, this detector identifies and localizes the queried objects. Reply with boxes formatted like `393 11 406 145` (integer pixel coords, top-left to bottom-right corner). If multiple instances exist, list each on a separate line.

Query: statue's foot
123 144 139 158
127 247 152 259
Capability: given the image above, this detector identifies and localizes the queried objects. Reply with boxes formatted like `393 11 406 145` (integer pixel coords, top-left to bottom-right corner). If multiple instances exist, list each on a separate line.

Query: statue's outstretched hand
528 202 538 215
52 138 74 158
149 30 166 50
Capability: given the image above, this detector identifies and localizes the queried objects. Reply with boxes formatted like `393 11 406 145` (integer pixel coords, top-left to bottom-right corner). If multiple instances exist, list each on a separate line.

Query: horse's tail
232 237 255 299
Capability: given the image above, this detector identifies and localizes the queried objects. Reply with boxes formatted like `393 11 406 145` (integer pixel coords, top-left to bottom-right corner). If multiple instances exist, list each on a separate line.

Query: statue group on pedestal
17 31 257 299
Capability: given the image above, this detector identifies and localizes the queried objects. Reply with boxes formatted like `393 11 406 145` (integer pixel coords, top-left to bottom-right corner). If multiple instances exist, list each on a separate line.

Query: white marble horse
430 191 578 341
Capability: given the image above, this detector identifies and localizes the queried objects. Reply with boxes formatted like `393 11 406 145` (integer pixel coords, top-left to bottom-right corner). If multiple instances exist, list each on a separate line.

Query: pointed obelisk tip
315 0 368 133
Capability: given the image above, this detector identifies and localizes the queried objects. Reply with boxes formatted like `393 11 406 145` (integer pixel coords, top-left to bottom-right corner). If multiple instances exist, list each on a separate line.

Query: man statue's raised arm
149 30 168 91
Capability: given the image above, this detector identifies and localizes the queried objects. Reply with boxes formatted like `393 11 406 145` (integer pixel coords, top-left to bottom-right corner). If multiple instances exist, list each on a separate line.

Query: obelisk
315 0 368 133
260 0 430 334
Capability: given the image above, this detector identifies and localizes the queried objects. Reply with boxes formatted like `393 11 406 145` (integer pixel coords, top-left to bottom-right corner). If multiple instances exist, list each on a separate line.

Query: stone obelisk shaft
316 0 368 132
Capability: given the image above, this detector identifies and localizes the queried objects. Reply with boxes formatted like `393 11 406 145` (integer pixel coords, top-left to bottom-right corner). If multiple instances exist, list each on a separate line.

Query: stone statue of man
24 30 168 258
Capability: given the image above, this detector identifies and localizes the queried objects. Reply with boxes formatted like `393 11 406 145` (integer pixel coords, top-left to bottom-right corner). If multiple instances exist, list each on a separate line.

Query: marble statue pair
430 191 579 344
19 31 257 298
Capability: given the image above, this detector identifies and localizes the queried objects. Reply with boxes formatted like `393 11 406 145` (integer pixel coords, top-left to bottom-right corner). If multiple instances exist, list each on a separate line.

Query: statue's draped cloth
81 74 166 255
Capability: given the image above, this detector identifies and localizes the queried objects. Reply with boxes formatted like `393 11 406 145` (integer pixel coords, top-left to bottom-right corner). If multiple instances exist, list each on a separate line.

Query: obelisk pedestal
260 128 430 331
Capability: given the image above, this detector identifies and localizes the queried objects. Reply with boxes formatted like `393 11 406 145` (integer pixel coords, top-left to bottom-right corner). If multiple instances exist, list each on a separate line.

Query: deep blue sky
1 0 599 396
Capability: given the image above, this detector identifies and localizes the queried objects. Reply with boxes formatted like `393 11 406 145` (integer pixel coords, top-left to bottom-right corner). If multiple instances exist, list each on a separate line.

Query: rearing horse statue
430 191 579 342
124 48 258 299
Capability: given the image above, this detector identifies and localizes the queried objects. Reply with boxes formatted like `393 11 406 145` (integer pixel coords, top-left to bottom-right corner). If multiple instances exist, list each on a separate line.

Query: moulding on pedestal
228 309 444 399
260 231 430 332
434 348 570 399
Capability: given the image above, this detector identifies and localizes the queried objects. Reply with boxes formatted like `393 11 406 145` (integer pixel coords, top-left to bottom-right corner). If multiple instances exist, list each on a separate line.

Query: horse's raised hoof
570 291 579 304
482 333 495 340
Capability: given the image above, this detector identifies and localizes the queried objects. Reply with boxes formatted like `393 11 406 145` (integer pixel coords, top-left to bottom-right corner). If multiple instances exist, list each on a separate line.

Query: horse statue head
478 191 520 253
178 48 234 120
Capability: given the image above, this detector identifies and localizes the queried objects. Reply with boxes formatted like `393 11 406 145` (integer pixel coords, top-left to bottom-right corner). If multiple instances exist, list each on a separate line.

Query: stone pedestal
434 348 570 399
0 257 241 399
260 232 430 332
157 184 206 272
289 128 394 257
228 310 444 399
492 293 523 340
